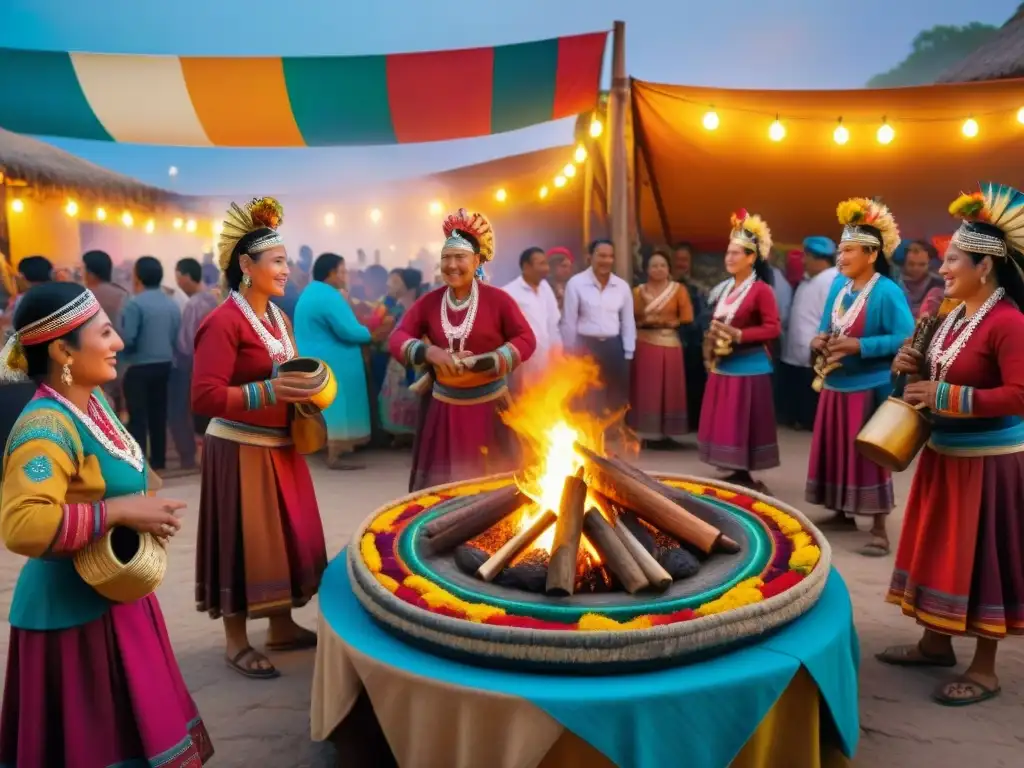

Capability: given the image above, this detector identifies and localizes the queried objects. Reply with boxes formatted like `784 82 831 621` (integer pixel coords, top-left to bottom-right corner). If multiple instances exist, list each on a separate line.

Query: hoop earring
242 274 252 289
61 359 73 387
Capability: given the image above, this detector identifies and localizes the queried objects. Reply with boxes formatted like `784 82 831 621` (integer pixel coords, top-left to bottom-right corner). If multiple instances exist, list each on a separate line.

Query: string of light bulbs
5 196 216 236
695 104 1024 144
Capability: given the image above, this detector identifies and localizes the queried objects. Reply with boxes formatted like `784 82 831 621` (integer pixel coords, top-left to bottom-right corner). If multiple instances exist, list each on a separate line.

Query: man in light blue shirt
120 256 181 471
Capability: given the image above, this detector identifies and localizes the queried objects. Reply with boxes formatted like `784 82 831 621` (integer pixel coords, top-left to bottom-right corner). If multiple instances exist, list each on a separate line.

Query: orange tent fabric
632 77 1024 252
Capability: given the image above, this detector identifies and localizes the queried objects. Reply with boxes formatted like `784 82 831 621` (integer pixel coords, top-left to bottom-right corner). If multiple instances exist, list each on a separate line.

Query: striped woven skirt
0 596 213 767
887 447 1024 638
409 379 519 492
697 372 779 471
806 388 894 515
196 418 327 619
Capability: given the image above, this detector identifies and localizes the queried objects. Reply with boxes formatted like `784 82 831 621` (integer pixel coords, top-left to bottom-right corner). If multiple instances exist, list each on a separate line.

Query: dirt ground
1 429 1021 767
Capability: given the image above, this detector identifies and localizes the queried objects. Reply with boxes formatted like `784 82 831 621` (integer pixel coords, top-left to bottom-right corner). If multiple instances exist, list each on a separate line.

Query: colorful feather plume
729 210 773 261
217 196 287 271
836 197 901 257
442 208 496 262
956 183 1024 256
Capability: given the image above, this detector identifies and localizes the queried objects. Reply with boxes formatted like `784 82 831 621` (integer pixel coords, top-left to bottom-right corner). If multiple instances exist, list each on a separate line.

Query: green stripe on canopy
0 49 112 141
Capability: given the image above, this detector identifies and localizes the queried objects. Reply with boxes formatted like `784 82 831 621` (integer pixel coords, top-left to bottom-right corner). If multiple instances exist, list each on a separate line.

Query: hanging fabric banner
0 32 608 147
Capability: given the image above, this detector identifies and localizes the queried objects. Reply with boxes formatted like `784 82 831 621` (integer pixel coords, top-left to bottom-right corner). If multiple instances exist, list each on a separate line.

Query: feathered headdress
729 209 773 261
948 182 1024 261
836 197 901 258
217 197 285 271
441 208 495 263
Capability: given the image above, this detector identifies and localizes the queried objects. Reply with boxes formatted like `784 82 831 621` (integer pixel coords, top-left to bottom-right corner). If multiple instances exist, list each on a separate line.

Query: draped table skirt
311 552 860 768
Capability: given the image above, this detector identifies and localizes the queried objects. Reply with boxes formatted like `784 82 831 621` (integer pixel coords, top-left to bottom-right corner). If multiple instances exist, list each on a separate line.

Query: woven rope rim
347 472 831 665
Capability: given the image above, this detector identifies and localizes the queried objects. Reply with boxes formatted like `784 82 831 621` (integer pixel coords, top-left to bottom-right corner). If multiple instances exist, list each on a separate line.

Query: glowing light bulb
324 212 336 227
121 211 134 227
574 144 587 163
429 200 443 215
877 122 895 145
539 186 549 199
1018 107 1024 125
833 121 849 145
589 119 603 138
495 188 507 202
185 219 197 233
962 118 979 138
563 163 577 178
768 119 786 142
370 208 382 224
10 198 24 213
213 221 223 236
65 199 78 217
554 175 567 188
95 207 107 221
172 217 183 230
144 219 155 234
702 111 720 130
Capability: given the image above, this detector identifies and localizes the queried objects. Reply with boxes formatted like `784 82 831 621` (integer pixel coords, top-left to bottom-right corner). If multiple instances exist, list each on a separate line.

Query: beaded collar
40 385 144 472
230 291 295 364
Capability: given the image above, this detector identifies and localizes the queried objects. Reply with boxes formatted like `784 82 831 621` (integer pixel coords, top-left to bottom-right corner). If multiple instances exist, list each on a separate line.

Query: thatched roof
936 7 1024 82
0 128 198 212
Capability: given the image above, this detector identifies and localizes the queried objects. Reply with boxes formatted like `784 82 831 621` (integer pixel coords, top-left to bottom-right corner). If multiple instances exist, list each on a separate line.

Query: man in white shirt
778 236 839 429
562 239 636 414
503 247 561 390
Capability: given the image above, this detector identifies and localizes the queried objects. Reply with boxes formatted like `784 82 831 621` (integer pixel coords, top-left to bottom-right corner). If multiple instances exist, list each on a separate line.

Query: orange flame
502 353 611 556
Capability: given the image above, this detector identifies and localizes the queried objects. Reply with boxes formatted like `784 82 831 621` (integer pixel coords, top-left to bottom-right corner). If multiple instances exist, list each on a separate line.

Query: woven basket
74 526 168 603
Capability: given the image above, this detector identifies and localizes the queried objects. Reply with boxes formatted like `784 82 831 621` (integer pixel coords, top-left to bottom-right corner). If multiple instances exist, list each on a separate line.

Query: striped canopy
0 32 607 147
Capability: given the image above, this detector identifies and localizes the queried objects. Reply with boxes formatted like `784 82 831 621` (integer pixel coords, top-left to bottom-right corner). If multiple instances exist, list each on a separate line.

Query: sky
0 0 1018 196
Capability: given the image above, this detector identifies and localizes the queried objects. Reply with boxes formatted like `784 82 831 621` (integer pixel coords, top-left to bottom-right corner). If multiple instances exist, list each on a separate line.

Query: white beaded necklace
230 291 295 364
42 385 145 472
927 287 1004 382
713 274 756 325
830 273 880 336
441 279 480 353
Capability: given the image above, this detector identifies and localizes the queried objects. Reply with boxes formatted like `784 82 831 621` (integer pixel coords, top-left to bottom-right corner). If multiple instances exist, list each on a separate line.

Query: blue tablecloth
320 552 859 768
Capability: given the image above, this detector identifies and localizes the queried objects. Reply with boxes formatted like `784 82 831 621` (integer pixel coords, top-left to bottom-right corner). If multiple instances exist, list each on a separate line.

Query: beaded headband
247 230 285 255
728 210 773 261
839 225 882 250
443 230 477 253
951 223 1007 259
0 290 101 383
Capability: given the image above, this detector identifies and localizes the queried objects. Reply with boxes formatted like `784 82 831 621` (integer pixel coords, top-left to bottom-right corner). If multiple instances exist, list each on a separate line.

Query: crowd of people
1 182 1023 764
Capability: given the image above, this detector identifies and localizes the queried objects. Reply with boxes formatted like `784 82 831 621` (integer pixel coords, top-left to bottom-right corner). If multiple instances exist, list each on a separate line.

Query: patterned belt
206 418 293 448
432 377 509 406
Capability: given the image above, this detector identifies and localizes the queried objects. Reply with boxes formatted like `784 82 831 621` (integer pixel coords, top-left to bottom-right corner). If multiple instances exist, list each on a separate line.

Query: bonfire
420 354 738 598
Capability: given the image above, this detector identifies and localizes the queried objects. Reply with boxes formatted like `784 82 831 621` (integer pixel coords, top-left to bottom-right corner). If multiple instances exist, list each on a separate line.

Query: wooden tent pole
582 144 593 258
608 20 630 282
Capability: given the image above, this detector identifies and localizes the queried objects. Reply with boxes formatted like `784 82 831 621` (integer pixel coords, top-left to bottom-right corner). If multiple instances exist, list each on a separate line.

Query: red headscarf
546 247 573 263
785 250 804 288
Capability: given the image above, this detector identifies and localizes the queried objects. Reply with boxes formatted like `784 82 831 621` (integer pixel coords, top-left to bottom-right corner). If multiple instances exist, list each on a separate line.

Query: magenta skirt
627 339 688 441
697 372 779 471
0 595 213 767
409 393 519 492
806 388 894 515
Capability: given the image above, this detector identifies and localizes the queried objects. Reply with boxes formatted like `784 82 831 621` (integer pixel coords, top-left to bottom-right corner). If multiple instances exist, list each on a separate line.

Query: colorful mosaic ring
349 473 830 672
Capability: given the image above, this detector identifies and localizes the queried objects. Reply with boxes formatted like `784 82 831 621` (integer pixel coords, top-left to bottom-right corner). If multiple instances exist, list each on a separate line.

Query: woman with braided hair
191 198 327 679
389 208 536 491
878 183 1024 706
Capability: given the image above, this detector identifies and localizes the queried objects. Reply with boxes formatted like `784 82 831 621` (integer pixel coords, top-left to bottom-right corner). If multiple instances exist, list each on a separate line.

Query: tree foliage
867 22 998 87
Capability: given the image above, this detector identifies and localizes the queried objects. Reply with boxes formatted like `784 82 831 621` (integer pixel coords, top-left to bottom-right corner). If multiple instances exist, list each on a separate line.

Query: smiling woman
0 282 214 766
191 197 328 680
388 207 537 491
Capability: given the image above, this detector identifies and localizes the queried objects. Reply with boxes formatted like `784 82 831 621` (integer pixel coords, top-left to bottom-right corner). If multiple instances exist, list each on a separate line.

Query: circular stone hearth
349 473 830 673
